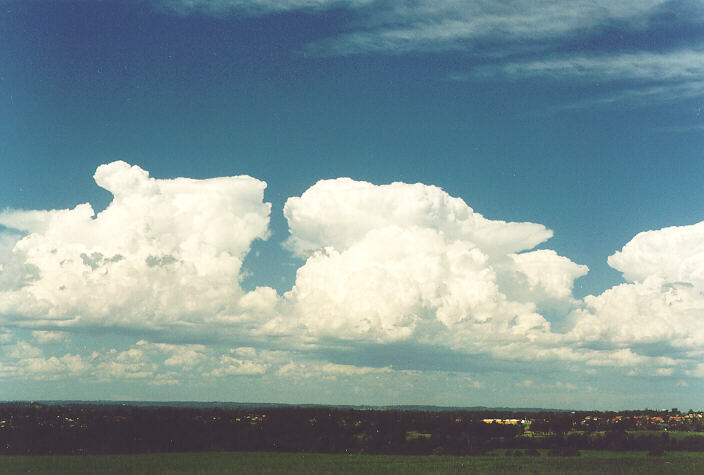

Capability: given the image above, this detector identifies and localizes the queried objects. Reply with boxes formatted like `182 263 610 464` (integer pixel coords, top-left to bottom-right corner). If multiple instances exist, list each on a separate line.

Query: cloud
284 178 552 257
449 43 704 110
152 1 689 57
320 362 392 376
31 330 70 344
7 340 43 359
607 221 704 285
475 49 704 83
553 80 704 110
301 0 679 56
275 359 397 380
149 1 704 110
472 49 704 105
0 338 89 381
156 0 372 16
283 178 585 352
1 163 703 393
0 161 274 332
209 354 270 376
18 354 89 381
570 220 704 350
281 178 703 378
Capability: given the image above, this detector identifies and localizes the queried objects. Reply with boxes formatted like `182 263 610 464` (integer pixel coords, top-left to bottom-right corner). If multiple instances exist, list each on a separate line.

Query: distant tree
550 415 573 435
529 420 550 433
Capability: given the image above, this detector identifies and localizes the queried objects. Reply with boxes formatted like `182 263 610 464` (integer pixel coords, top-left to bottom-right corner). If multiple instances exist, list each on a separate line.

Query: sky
0 0 703 410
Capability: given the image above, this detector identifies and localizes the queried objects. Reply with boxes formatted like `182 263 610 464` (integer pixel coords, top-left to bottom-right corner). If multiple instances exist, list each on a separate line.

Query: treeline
0 403 703 455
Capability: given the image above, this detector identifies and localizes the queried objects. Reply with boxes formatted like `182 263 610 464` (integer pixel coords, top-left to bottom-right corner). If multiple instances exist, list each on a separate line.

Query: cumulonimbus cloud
0 161 273 330
283 178 587 349
0 163 702 382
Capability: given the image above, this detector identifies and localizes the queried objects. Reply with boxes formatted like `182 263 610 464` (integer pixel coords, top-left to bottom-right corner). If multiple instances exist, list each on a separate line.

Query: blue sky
0 0 703 409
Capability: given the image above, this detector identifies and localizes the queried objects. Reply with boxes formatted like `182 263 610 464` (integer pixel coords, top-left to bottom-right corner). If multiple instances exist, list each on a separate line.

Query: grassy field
2 450 704 474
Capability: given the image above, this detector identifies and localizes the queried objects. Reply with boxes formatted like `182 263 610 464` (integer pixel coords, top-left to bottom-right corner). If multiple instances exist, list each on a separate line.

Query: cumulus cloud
607 221 704 285
18 354 89 381
284 178 552 257
2 163 702 390
283 178 585 352
570 220 704 351
506 250 588 303
0 161 274 331
320 362 392 376
0 337 89 381
210 354 270 376
31 330 70 344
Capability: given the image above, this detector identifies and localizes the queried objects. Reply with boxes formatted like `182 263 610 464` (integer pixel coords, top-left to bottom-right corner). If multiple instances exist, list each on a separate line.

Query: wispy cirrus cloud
474 49 704 83
155 0 691 55
470 48 704 106
301 0 683 56
156 0 373 16
153 0 704 108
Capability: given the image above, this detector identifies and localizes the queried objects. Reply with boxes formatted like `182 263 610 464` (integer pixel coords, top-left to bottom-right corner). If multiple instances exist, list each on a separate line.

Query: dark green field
2 450 704 474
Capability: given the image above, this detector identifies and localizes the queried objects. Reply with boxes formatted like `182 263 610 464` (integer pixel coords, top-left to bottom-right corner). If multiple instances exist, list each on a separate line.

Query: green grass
2 450 704 474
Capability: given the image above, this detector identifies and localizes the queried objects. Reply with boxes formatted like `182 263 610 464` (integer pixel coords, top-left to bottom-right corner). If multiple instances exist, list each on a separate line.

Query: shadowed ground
2 450 704 474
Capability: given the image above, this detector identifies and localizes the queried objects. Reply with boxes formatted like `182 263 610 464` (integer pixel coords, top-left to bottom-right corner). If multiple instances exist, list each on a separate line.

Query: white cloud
0 329 13 344
91 348 156 381
4 344 90 381
301 0 678 56
570 220 704 350
134 340 209 369
154 0 687 57
507 249 588 302
477 49 704 84
157 0 372 16
7 340 43 359
472 49 704 105
0 161 274 332
275 359 397 380
32 330 69 344
320 362 392 376
210 354 270 376
18 355 89 381
284 178 552 258
283 178 583 350
2 164 703 390
150 1 704 111
608 221 704 286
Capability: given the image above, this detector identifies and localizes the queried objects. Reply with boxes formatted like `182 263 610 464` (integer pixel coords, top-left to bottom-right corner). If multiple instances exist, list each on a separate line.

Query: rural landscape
2 402 704 472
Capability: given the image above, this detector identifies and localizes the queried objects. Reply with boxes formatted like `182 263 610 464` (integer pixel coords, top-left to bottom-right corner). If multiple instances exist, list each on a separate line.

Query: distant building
482 418 524 425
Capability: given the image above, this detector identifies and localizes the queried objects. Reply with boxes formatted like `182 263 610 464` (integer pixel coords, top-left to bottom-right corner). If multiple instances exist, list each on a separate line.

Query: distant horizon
3 400 699 413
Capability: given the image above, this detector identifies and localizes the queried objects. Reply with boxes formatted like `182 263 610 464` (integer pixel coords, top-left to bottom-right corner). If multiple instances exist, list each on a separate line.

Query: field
2 450 704 474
